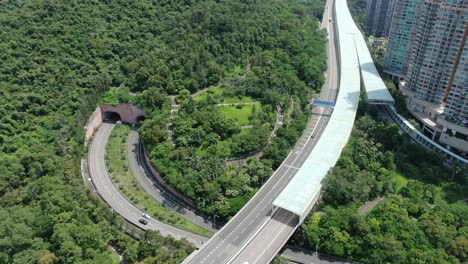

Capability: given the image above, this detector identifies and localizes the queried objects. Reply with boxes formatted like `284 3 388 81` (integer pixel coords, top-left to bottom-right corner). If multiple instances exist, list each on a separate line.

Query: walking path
225 105 284 165
358 197 385 215
168 96 178 144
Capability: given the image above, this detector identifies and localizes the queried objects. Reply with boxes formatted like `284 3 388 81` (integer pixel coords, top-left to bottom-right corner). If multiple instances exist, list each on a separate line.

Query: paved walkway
282 247 358 264
168 96 178 144
358 197 385 215
225 105 284 165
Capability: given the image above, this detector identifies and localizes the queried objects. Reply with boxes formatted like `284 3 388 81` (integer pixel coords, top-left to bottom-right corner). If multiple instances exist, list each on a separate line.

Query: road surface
281 247 354 264
87 123 208 247
127 131 217 232
183 0 339 262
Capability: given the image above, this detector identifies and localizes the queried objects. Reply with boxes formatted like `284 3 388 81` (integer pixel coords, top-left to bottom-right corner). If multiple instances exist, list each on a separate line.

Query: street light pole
316 238 320 255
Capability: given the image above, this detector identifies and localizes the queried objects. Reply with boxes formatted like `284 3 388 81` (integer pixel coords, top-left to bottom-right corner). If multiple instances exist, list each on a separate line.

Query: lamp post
315 238 320 255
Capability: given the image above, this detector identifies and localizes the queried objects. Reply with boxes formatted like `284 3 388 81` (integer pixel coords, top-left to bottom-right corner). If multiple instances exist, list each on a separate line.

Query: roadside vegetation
138 0 328 220
292 111 468 264
0 0 326 262
346 0 367 29
106 124 213 237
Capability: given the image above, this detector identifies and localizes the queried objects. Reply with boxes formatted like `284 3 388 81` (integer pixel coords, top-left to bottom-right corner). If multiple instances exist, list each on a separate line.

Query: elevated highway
183 0 342 262
84 1 444 263
225 0 363 263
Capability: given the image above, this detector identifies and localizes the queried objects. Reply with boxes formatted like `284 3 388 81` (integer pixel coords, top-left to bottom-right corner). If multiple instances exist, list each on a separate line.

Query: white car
142 213 151 219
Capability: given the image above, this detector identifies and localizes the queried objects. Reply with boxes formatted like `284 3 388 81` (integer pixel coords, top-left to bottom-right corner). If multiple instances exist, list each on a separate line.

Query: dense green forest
138 0 328 219
0 0 326 262
346 0 367 28
292 112 468 263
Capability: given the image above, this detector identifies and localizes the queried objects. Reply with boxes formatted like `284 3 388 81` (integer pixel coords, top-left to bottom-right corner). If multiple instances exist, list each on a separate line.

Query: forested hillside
346 0 367 27
0 0 326 262
138 0 327 219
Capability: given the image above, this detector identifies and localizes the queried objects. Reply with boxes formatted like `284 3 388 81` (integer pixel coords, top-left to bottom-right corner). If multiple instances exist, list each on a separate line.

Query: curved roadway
87 0 340 261
127 131 217 232
88 123 208 247
183 0 339 262
227 1 339 263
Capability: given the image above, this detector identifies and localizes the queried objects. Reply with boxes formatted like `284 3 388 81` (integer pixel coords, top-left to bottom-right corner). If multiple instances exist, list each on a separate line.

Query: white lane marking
251 213 295 264
196 8 340 261
284 165 300 170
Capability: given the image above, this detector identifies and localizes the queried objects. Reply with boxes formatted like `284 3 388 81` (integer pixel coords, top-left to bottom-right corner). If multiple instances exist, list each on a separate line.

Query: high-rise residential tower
444 29 468 126
364 0 396 37
383 0 422 79
405 0 467 105
397 0 468 155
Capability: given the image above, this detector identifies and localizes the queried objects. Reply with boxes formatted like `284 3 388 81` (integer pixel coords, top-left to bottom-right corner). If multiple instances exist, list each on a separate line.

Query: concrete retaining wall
101 104 145 124
85 107 103 145
84 104 145 145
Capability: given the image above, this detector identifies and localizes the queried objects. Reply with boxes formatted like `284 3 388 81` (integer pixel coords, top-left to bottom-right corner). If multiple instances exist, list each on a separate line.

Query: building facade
397 0 468 155
364 0 396 37
383 0 423 79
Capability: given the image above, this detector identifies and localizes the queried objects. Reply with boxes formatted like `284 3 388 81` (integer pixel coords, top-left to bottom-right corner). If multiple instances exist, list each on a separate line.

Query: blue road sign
312 100 335 108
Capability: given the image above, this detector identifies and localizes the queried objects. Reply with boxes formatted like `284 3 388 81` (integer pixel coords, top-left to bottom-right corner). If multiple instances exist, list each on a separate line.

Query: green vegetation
99 87 132 105
193 86 254 104
0 0 199 262
293 113 468 264
0 0 324 261
193 87 224 102
106 125 213 237
219 103 262 127
347 0 367 28
139 0 328 220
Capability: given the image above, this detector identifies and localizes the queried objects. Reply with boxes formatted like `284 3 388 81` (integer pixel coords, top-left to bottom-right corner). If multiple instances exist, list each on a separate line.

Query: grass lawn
219 103 261 126
389 171 409 192
106 125 213 237
193 86 254 104
193 86 224 102
223 95 254 104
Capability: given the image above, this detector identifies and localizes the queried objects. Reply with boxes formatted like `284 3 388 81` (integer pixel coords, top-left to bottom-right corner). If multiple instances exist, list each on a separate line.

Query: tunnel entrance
100 104 145 124
136 115 146 123
103 111 121 123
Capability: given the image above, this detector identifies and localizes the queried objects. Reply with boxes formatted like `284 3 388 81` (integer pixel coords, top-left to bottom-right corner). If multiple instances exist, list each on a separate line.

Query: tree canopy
0 0 325 262
293 114 468 264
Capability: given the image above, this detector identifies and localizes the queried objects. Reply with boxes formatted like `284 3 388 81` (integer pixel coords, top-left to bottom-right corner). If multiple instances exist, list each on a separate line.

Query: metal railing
382 105 468 164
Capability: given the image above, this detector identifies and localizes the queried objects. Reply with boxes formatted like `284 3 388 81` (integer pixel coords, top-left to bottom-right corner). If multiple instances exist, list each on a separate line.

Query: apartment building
364 0 396 37
397 0 468 155
383 0 422 79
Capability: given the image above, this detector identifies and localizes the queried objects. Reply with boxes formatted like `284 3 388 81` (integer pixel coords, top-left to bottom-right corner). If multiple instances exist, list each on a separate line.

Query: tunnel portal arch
136 115 146 123
103 111 122 123
100 104 145 124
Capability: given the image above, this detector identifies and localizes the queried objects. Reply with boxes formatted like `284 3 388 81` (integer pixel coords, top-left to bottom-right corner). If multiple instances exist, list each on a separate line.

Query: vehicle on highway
311 134 316 138
142 213 151 219
138 218 148 225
